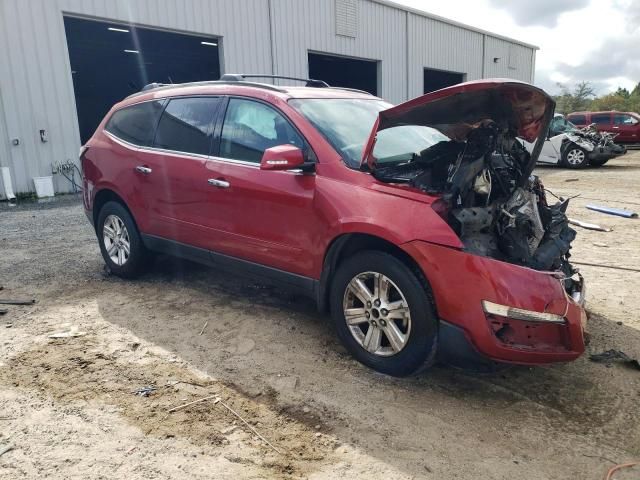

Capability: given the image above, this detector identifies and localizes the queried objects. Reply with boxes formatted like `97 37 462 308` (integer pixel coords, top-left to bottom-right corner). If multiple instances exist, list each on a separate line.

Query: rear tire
561 145 588 168
96 201 148 278
330 251 438 377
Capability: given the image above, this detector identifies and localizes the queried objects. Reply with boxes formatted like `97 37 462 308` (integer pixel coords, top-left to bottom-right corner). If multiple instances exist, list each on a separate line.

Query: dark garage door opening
423 68 464 94
63 16 221 143
308 52 378 95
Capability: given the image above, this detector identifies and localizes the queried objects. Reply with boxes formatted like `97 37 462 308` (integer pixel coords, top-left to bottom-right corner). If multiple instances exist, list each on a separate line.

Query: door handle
208 178 230 188
135 165 152 174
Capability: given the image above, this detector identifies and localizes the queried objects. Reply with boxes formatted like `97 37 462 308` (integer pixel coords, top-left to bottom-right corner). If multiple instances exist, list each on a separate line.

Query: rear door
612 113 640 143
202 97 320 277
102 99 166 232
145 96 222 249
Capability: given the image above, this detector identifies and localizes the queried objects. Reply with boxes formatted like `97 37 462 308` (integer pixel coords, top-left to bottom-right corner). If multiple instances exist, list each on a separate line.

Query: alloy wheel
566 148 586 166
342 271 412 357
102 214 131 266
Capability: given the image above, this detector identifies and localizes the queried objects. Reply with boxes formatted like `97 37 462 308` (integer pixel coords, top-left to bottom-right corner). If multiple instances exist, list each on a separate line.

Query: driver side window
219 98 305 163
614 114 638 125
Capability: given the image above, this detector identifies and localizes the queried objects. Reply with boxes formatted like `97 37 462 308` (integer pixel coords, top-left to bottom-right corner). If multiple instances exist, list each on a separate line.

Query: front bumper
402 240 587 365
589 144 626 160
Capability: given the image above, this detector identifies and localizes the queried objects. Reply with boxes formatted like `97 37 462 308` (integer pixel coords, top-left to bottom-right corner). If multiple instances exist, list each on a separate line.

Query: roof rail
130 79 286 99
221 73 329 88
329 86 374 95
131 76 373 101
142 82 167 91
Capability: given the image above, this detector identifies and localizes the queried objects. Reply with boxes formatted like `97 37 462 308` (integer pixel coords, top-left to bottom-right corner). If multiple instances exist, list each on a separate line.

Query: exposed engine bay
373 121 579 279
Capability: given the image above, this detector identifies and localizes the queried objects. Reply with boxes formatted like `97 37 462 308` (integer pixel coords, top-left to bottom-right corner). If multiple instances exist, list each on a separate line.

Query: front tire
330 251 438 376
562 145 588 168
96 201 148 278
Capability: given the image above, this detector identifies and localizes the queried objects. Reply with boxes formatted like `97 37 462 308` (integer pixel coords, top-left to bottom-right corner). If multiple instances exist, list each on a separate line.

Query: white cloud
393 0 636 95
488 0 589 27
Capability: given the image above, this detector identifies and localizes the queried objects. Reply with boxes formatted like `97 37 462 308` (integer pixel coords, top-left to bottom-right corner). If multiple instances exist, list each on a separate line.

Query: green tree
554 81 595 113
587 83 640 112
615 87 631 99
591 93 629 111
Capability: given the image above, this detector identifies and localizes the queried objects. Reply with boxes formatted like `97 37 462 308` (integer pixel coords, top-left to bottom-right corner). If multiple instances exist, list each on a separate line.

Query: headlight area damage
361 80 584 303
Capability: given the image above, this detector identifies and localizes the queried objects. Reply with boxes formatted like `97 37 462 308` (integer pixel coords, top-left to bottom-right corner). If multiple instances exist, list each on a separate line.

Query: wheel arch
560 140 589 168
317 232 436 315
92 189 140 234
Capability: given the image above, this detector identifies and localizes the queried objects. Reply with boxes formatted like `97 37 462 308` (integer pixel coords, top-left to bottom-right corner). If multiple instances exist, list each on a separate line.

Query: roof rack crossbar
221 73 330 88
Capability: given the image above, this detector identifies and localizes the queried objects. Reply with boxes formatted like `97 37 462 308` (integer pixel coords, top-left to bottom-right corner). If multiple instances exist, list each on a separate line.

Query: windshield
290 98 448 168
550 116 579 135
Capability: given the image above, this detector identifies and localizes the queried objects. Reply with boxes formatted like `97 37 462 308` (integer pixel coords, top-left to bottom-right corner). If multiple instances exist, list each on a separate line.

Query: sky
393 0 640 96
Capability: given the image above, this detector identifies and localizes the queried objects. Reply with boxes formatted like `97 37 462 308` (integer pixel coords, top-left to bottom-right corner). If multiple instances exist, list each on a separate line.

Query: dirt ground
1 153 639 479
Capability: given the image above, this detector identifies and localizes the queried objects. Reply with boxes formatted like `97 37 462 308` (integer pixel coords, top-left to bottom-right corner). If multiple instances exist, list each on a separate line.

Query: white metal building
0 0 537 195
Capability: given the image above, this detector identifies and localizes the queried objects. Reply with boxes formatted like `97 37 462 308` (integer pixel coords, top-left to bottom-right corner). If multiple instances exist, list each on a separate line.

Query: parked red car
567 111 640 143
82 76 587 376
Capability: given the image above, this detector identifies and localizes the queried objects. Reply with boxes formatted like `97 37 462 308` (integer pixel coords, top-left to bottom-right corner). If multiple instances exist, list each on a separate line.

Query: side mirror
260 144 305 171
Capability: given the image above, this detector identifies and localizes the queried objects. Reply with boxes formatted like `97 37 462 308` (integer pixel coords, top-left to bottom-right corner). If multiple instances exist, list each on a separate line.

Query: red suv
82 76 587 376
568 111 640 143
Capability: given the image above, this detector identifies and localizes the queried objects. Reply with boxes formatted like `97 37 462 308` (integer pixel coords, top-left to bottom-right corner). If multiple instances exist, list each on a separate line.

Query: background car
568 111 640 143
524 114 622 168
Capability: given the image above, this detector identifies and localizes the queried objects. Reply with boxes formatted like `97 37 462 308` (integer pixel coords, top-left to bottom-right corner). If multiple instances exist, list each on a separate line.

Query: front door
537 116 565 164
612 113 640 143
538 138 561 164
203 97 320 277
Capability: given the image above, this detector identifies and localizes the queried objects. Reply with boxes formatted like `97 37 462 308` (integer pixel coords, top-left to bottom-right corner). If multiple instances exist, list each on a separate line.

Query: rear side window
592 113 611 125
153 97 220 155
568 114 586 125
106 100 165 146
219 98 305 163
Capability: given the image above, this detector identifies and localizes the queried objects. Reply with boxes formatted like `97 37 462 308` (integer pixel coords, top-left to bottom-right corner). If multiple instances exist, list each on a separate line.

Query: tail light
79 145 89 175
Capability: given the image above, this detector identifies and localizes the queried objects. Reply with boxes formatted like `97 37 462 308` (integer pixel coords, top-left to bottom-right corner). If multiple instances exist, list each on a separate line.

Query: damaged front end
363 80 582 296
579 125 627 157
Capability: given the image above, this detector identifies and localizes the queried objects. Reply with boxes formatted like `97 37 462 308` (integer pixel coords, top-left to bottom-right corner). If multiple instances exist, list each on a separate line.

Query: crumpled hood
565 132 595 151
361 79 555 179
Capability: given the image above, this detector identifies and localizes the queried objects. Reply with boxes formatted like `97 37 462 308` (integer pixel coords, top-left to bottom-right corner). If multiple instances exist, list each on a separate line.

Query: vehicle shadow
595 163 640 171
535 162 640 171
98 255 640 476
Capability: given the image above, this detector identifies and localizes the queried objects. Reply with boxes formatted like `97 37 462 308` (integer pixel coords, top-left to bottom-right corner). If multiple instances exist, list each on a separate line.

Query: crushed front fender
402 240 587 365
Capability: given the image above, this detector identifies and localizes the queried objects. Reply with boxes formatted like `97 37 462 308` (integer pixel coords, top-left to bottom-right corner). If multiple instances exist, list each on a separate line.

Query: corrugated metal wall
0 0 536 194
483 36 535 79
407 13 484 99
0 0 272 194
270 0 407 103
0 88 11 199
